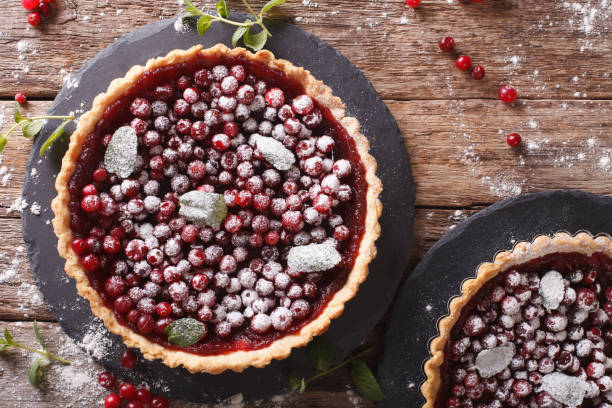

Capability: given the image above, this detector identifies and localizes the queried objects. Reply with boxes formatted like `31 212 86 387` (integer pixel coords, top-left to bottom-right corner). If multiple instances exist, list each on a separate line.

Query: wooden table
1 0 610 406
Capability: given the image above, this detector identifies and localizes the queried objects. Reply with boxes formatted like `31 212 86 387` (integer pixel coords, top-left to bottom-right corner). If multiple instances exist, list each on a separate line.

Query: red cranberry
93 168 107 182
136 388 152 403
105 394 122 408
98 371 116 389
72 238 87 255
506 133 522 147
313 194 332 213
577 288 596 308
439 36 454 52
27 12 41 27
405 0 421 6
455 55 472 71
334 225 350 241
498 85 517 103
114 295 133 314
151 396 170 408
177 75 191 89
22 0 39 10
212 133 231 151
137 314 155 334
126 402 144 408
82 254 100 271
130 98 152 119
471 65 485 80
81 194 100 212
119 382 137 400
512 379 532 397
120 349 138 369
14 92 27 105
104 276 126 298
236 190 253 207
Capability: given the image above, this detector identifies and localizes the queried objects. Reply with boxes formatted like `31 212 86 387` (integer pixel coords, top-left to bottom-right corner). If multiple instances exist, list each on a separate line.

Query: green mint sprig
289 337 385 402
0 103 75 157
183 0 287 51
0 321 70 387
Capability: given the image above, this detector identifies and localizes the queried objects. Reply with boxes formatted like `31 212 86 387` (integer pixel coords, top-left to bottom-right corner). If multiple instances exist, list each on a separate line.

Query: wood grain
1 0 611 100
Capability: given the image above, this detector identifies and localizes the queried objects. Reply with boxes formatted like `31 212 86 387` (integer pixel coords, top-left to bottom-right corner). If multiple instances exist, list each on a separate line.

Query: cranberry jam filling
437 252 612 408
66 53 368 355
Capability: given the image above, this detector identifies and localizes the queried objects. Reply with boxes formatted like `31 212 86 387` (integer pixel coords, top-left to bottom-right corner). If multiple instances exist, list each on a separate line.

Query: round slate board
21 15 414 403
377 190 612 407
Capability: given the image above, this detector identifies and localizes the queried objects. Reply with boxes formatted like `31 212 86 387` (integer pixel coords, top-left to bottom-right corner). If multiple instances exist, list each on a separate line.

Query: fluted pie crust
51 44 383 374
421 232 612 407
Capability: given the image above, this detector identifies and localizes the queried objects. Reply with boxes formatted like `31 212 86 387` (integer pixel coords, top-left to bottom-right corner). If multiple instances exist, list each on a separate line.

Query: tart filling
52 45 382 373
422 233 612 408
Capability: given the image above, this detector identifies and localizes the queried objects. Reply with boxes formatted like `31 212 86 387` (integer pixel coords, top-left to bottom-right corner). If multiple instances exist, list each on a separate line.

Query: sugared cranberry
98 371 116 389
506 133 521 147
81 194 100 212
455 55 472 71
120 349 138 369
439 36 454 52
265 88 285 108
498 85 518 103
82 254 100 271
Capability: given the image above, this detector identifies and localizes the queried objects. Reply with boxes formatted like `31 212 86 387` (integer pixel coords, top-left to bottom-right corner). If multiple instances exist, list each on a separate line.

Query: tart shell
421 231 612 407
51 44 383 374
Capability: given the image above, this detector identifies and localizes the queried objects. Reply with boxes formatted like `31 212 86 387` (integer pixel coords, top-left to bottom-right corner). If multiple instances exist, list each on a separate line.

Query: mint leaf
351 360 385 402
260 0 287 15
33 320 47 352
232 23 249 47
4 328 13 344
216 0 228 18
183 0 200 15
103 126 138 177
13 103 25 123
165 318 206 347
40 118 71 157
242 27 268 52
0 135 7 154
179 190 227 227
28 357 46 387
0 344 8 352
22 120 43 139
197 15 212 36
307 337 334 371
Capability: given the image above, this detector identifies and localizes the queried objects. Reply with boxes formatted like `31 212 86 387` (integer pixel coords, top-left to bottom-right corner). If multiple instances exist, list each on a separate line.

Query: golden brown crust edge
51 44 383 374
420 232 612 407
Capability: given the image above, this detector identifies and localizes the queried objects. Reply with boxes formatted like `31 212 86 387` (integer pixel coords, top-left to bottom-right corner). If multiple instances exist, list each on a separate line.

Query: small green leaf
350 360 385 402
232 23 250 47
179 190 227 227
33 320 46 352
216 0 228 18
40 119 72 158
183 0 200 15
13 103 25 123
22 120 43 139
165 318 206 347
0 135 7 154
197 15 212 36
28 357 46 387
289 371 306 393
242 27 268 52
0 344 8 352
260 0 287 15
4 328 13 344
307 337 334 371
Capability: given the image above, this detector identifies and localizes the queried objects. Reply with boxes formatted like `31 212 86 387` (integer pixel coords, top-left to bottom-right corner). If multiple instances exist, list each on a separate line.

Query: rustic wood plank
1 0 611 100
0 321 378 407
2 100 611 210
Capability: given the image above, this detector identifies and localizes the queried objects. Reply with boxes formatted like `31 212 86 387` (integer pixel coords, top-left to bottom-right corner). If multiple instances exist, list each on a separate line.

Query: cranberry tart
52 44 382 374
422 232 612 408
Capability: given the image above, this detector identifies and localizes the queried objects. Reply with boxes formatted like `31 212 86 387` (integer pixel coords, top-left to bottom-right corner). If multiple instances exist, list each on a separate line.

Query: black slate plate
21 14 414 403
377 190 612 408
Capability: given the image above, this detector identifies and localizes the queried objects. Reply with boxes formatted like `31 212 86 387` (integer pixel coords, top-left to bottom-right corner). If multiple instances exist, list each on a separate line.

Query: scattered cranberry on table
470 65 485 80
438 36 455 52
151 396 170 408
119 382 137 400
498 85 518 103
120 349 138 369
506 133 522 147
27 12 41 26
98 371 117 389
104 394 122 408
14 92 27 105
21 0 39 10
405 0 421 7
455 55 472 71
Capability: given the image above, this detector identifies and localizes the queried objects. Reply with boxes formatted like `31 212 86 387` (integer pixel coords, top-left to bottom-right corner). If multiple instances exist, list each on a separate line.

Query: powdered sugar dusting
540 372 589 406
78 319 114 360
474 344 515 378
